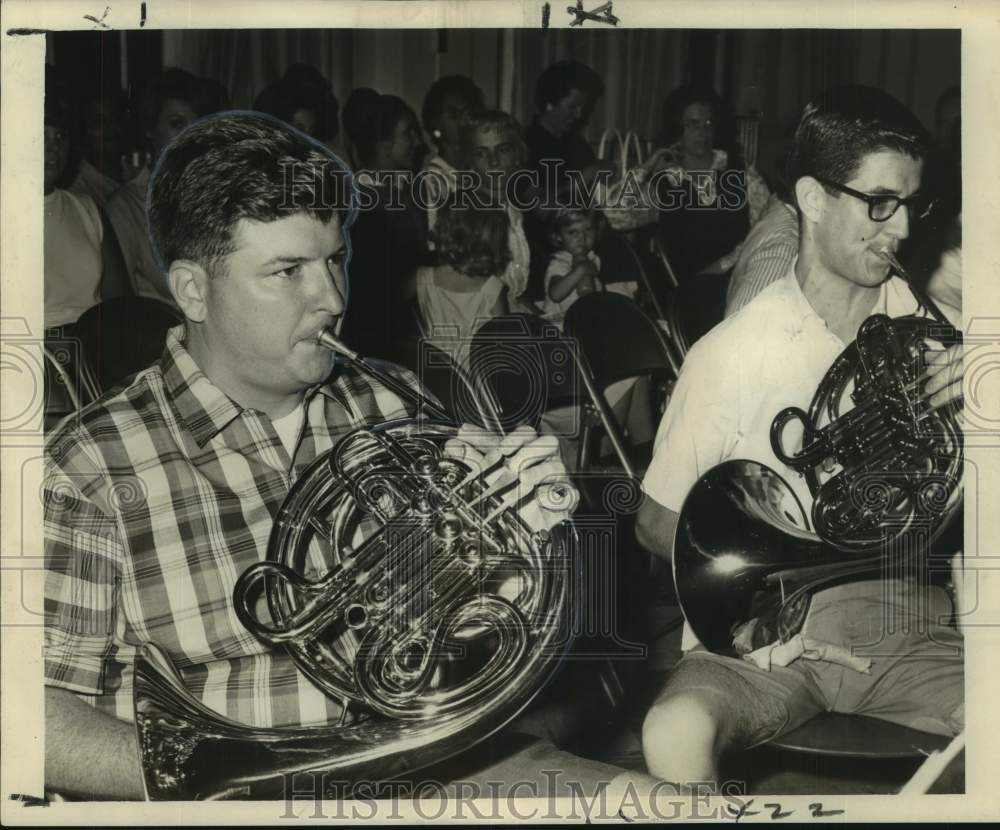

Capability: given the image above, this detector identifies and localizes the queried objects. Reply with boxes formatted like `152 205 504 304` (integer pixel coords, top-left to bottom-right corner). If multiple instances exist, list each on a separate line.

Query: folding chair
564 291 681 390
564 291 680 471
73 297 184 395
468 314 635 478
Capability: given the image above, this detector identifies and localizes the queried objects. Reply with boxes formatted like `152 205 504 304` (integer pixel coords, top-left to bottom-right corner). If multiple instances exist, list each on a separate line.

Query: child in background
542 207 604 328
542 206 654 465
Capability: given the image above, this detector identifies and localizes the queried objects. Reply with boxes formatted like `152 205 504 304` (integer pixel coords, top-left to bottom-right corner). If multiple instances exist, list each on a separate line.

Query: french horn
133 331 577 800
673 252 963 654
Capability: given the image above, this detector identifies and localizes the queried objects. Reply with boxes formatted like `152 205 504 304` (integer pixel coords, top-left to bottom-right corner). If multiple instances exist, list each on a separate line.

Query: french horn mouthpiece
316 329 359 360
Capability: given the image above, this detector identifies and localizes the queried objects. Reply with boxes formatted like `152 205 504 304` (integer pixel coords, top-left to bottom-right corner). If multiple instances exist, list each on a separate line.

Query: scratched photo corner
3 2 994 821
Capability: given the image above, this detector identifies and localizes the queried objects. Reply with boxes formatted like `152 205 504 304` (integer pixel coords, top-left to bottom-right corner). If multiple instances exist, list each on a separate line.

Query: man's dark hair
788 84 931 187
136 67 216 133
421 75 485 137
533 60 604 111
147 111 356 276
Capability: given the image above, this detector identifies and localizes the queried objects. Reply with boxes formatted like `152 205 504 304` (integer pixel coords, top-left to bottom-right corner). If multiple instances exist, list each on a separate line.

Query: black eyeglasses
814 175 936 223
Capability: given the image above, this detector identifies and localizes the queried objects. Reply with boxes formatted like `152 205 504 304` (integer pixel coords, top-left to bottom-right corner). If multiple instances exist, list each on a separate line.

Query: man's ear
168 260 211 323
794 176 826 226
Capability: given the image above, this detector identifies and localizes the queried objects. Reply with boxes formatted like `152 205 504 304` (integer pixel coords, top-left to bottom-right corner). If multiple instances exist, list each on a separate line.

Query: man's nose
313 263 346 316
886 203 911 239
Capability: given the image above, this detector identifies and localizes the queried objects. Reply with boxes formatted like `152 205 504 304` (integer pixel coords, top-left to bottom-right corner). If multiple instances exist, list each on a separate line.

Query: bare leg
642 692 728 784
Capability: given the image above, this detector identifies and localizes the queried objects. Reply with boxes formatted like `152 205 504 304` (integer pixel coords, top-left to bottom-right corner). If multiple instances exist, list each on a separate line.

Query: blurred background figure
723 141 799 317
44 67 129 332
525 59 614 193
68 84 129 209
352 93 426 177
905 84 961 314
254 63 341 154
106 67 224 307
419 75 485 243
421 74 485 187
341 86 380 171
339 94 432 362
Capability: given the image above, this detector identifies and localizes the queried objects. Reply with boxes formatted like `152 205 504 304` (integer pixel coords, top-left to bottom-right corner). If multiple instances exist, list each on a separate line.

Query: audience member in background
254 64 340 151
413 201 510 369
352 93 425 182
107 68 220 307
69 86 129 209
339 94 431 361
420 74 485 207
459 109 535 306
724 188 799 316
523 61 616 303
542 206 604 327
651 85 770 280
340 86 380 170
525 60 614 193
44 70 130 331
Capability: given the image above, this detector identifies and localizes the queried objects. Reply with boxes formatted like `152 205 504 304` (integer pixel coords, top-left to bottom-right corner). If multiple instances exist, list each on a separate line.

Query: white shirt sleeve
641 335 740 512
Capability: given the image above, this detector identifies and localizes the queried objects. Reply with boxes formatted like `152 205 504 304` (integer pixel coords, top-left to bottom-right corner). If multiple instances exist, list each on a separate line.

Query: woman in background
460 110 535 307
651 84 770 280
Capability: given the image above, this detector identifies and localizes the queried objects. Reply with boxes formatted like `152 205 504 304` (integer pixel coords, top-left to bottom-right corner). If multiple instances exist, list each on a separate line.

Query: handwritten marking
83 5 112 29
763 802 794 819
567 0 619 27
541 2 550 29
140 1 147 27
810 802 845 818
8 794 49 807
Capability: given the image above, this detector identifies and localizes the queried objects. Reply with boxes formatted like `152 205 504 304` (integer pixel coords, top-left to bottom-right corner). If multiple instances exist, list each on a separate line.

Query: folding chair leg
578 417 592 472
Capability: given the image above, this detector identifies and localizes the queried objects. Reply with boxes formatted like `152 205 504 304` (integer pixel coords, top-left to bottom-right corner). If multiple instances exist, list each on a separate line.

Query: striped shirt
724 195 799 317
43 325 421 727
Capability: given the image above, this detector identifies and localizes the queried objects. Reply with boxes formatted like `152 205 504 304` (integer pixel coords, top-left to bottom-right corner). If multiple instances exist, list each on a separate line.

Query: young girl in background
415 202 511 368
542 206 604 328
542 205 654 465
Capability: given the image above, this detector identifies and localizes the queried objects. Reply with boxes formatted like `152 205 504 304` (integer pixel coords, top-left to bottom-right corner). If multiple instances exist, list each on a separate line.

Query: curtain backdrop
162 28 502 126
727 29 960 184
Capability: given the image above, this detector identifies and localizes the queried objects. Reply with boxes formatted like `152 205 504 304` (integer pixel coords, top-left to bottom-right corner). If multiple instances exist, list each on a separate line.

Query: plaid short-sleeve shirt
44 326 421 727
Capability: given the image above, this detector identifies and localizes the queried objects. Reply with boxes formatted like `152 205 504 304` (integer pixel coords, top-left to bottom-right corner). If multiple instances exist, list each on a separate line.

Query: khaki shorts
653 580 964 748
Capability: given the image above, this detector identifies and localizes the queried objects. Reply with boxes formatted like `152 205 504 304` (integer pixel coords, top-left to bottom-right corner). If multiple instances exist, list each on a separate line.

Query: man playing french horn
637 85 965 785
41 112 619 800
